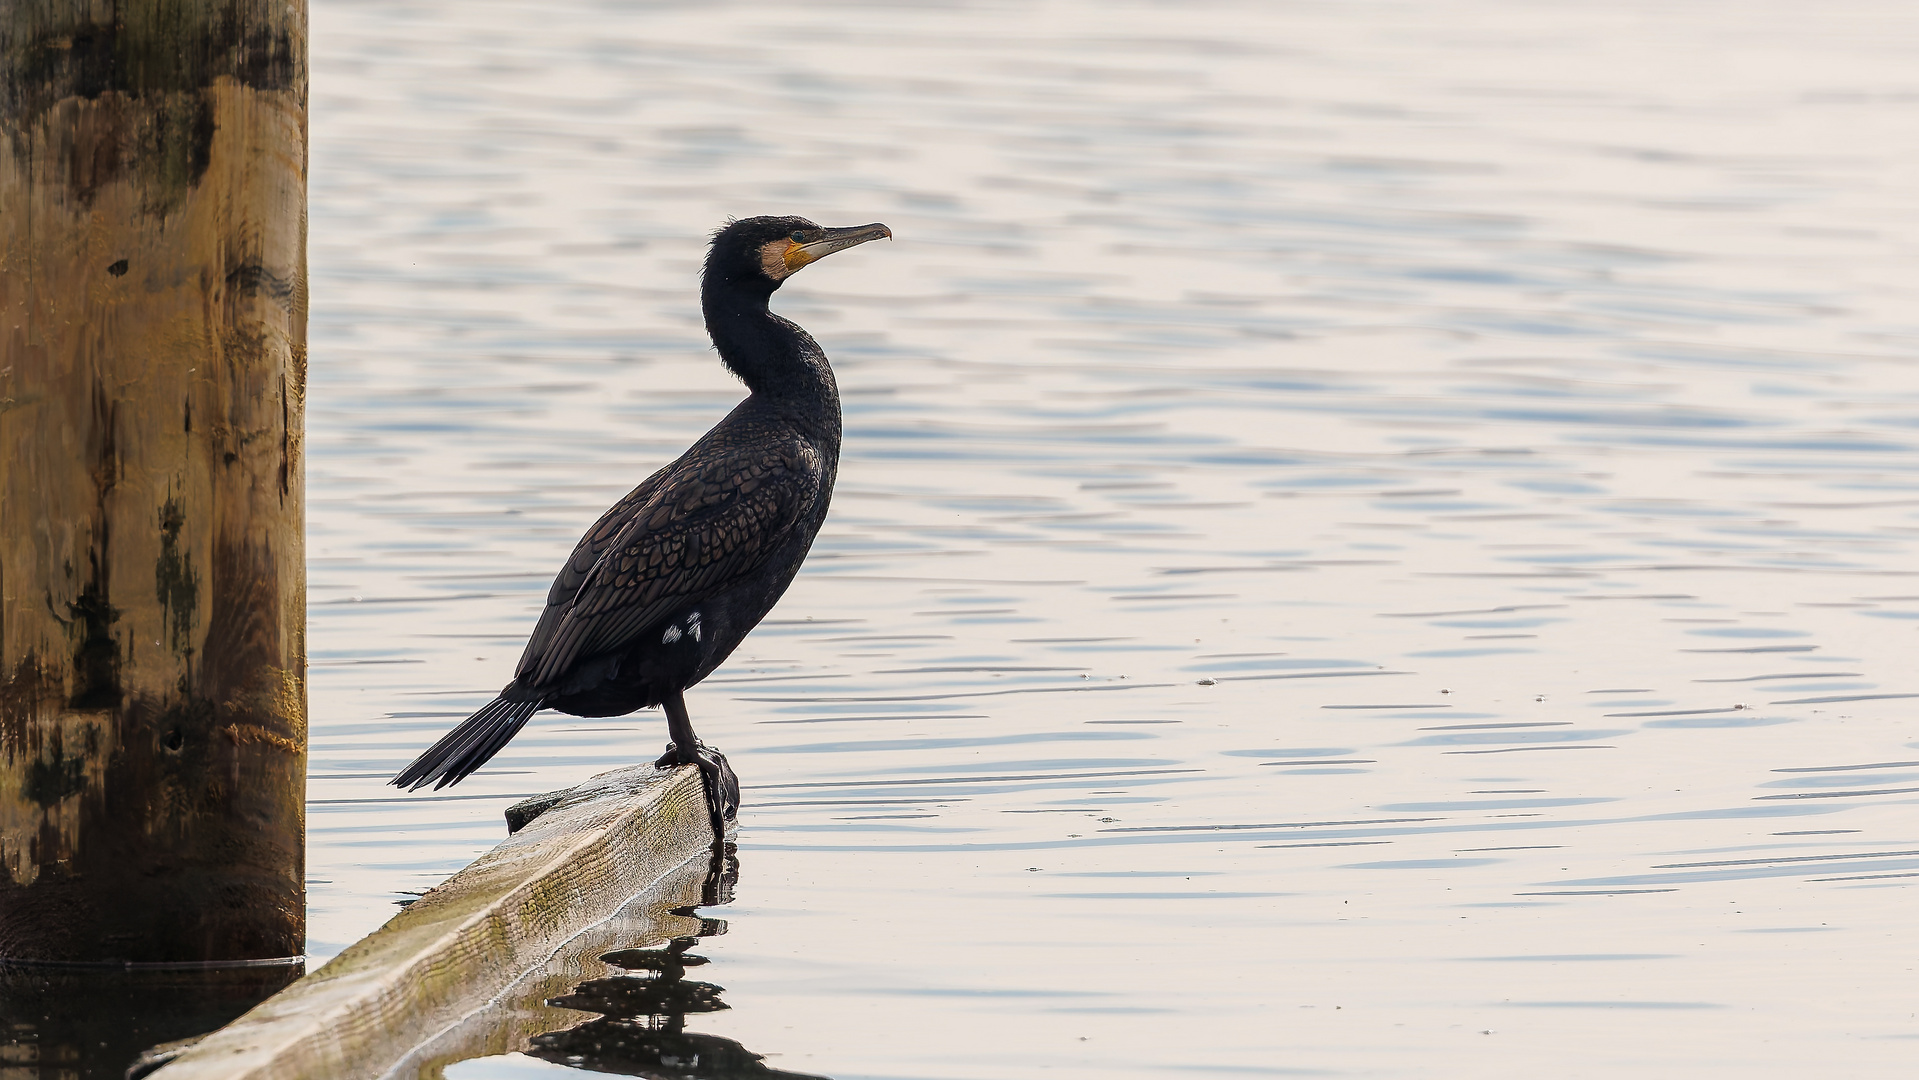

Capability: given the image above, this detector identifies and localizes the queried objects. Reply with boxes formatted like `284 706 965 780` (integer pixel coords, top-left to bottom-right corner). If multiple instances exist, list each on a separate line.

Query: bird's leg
654 688 739 839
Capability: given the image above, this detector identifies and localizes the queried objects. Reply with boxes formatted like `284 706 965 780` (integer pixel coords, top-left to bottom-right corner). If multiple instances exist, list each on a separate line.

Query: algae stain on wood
23 734 88 808
156 495 199 654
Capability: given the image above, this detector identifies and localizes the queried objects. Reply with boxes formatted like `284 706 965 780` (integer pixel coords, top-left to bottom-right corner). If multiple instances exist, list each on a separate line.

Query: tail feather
392 695 544 791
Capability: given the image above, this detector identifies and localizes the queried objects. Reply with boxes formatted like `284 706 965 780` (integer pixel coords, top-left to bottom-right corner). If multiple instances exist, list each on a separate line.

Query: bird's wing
514 439 822 689
540 469 675 610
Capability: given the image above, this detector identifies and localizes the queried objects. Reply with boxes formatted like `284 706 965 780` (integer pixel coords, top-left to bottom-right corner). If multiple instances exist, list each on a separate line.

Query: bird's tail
391 694 544 791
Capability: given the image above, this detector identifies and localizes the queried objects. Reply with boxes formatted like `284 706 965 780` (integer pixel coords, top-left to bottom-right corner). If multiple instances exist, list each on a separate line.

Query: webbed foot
656 741 740 839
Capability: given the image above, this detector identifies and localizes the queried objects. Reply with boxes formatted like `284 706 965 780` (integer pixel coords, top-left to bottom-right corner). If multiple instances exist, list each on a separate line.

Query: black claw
656 741 739 839
704 745 741 820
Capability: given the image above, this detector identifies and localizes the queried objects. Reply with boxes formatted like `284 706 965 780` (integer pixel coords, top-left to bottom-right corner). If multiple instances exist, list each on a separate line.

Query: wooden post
0 1 308 962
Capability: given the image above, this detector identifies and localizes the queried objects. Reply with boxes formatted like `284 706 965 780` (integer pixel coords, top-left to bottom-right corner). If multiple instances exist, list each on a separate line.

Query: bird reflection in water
527 845 831 1080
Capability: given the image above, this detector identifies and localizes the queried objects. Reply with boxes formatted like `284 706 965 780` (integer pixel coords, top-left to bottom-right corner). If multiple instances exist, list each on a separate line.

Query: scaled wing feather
514 443 817 690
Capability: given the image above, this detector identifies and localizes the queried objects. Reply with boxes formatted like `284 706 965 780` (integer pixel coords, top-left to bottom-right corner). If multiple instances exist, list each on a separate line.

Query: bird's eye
790 231 807 243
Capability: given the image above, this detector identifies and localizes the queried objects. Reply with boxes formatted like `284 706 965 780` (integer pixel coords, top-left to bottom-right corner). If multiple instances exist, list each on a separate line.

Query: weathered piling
149 764 716 1079
0 1 309 962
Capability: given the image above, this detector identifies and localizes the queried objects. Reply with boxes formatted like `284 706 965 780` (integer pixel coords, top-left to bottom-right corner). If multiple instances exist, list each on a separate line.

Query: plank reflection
529 847 829 1080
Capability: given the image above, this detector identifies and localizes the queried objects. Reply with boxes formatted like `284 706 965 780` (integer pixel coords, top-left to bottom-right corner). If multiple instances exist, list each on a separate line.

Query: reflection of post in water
0 961 301 1079
527 845 831 1080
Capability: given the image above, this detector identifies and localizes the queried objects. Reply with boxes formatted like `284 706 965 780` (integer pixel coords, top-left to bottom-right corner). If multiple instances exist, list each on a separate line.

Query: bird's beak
786 223 892 273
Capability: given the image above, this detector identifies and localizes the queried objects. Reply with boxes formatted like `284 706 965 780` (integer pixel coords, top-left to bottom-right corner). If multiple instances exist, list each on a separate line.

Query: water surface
306 1 1919 1076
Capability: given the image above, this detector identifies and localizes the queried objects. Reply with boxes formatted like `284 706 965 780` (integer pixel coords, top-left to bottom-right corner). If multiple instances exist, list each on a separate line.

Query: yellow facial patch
759 239 815 281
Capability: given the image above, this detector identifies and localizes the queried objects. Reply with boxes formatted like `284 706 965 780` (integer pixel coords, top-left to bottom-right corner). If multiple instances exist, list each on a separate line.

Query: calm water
300 1 1919 1076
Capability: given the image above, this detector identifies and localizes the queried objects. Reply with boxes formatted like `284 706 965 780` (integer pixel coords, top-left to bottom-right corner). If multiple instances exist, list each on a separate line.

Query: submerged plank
152 764 714 1079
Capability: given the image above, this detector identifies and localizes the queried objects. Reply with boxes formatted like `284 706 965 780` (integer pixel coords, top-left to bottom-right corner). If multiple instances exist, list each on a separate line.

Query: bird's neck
702 279 840 440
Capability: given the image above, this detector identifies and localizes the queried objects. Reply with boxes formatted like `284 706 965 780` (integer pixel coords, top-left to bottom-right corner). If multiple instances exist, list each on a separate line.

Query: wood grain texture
0 1 308 960
152 764 716 1080
383 841 717 1079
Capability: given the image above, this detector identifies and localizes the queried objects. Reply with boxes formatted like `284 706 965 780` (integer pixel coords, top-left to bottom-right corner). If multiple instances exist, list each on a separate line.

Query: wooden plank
387 849 718 1078
150 763 715 1079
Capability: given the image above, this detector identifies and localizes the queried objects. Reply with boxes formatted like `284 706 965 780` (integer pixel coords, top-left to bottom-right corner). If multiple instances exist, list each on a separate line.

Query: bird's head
706 216 892 290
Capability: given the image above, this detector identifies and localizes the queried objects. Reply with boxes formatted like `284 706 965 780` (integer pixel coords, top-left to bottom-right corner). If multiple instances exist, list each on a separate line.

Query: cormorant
392 216 892 835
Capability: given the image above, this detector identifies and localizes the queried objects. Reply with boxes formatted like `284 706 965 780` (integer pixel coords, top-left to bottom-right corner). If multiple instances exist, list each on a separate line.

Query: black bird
392 216 892 834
